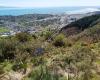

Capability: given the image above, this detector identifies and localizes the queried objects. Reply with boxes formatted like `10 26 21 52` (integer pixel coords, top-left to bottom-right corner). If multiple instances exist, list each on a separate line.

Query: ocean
0 6 100 16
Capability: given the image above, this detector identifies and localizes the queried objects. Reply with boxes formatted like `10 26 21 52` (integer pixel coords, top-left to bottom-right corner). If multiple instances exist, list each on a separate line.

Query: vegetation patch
0 27 10 33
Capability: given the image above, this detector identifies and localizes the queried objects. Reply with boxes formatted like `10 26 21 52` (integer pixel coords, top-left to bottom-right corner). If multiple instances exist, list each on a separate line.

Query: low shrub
15 32 32 42
32 56 46 66
12 62 27 73
44 31 53 40
32 34 38 39
0 39 17 60
0 65 5 75
53 34 66 47
28 66 60 80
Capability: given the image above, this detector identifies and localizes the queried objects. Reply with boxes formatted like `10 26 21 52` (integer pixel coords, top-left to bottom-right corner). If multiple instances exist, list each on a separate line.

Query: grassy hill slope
60 14 100 36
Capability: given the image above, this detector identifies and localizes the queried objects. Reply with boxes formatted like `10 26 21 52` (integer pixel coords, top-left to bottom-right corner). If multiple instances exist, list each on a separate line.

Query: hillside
69 20 100 43
60 14 100 36
0 13 100 80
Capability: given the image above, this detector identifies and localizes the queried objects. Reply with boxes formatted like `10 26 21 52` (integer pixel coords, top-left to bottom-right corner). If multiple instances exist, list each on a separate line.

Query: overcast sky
0 0 100 7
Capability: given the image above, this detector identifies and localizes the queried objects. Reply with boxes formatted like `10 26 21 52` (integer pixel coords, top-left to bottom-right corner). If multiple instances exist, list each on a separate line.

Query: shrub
53 34 66 47
12 61 27 73
16 42 34 55
32 56 46 66
28 66 60 80
0 39 17 60
32 34 38 39
15 32 32 42
44 31 53 40
0 65 5 75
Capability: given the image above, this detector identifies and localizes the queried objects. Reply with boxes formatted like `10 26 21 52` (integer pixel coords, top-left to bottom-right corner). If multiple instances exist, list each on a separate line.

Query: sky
0 0 100 7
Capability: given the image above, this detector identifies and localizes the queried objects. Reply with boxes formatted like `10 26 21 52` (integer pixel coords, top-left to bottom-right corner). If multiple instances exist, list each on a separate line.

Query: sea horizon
0 6 100 16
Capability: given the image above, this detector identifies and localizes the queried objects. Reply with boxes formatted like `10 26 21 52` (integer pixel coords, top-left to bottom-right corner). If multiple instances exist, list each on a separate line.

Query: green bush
44 31 53 40
12 61 27 73
0 65 5 75
53 34 66 47
28 66 60 80
15 32 32 42
32 34 38 39
32 56 46 66
0 39 17 60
